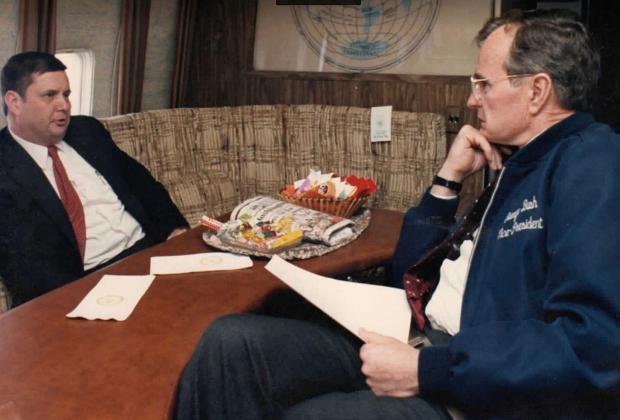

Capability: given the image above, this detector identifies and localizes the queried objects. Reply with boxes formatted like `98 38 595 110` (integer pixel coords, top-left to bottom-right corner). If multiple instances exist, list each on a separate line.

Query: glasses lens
471 80 481 101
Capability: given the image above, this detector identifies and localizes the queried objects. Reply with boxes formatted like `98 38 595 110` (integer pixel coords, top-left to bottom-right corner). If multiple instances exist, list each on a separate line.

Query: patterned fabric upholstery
280 105 446 211
0 277 10 313
0 105 445 313
100 108 241 225
100 105 447 223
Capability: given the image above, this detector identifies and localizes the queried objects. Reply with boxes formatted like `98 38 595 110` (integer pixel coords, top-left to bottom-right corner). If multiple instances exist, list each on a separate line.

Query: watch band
432 175 462 193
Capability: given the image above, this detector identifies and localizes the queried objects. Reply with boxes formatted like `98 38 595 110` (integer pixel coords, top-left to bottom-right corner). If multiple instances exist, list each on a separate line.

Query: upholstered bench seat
102 105 447 224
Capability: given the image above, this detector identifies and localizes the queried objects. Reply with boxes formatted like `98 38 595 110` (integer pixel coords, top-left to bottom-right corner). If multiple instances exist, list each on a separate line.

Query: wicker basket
279 193 368 219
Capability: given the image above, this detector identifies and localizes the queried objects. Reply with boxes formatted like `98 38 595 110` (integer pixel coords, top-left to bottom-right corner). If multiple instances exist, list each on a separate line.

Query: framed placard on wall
254 0 495 75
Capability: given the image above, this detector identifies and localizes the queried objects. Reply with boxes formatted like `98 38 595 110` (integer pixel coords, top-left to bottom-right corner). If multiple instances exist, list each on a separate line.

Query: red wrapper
344 175 377 198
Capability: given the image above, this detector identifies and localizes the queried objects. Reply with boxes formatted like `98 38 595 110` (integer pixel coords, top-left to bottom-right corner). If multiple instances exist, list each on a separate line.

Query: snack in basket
280 169 377 218
283 169 377 200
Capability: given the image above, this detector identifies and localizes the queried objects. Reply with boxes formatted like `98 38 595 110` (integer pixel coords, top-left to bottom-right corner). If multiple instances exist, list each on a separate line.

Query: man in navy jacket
175 9 620 419
0 52 188 306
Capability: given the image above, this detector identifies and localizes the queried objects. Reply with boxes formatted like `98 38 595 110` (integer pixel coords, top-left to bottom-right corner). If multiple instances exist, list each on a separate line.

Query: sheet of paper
150 252 253 275
265 255 411 343
66 274 156 321
370 105 392 142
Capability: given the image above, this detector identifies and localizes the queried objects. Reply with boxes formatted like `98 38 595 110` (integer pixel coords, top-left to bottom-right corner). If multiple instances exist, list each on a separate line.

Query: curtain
170 0 197 108
116 0 151 114
20 0 57 53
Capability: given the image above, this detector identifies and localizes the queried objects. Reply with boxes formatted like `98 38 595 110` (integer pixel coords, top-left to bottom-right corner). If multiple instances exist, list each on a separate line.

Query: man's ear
527 73 553 114
4 90 23 116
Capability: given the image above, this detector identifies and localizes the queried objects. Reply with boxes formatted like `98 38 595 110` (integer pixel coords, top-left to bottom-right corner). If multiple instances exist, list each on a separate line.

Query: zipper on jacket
464 167 506 279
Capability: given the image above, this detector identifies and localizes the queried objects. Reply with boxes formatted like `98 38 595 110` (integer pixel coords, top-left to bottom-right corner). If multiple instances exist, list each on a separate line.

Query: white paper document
265 255 411 343
370 105 392 143
66 274 156 321
150 252 253 275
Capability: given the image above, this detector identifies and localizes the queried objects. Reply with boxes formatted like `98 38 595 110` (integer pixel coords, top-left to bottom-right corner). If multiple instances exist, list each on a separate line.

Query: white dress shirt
425 235 476 335
425 190 475 335
11 129 145 270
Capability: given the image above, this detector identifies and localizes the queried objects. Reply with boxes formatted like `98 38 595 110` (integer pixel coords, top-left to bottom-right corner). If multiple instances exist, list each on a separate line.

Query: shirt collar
9 127 67 169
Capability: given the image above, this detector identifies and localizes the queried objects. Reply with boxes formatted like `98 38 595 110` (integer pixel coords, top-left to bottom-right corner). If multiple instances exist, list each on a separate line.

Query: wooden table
0 208 404 420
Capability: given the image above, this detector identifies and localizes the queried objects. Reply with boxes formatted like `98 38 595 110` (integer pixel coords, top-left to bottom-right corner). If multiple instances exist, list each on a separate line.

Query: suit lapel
0 128 79 252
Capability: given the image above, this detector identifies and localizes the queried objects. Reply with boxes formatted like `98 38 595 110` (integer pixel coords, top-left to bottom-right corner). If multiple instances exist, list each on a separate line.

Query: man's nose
466 92 480 109
56 95 70 111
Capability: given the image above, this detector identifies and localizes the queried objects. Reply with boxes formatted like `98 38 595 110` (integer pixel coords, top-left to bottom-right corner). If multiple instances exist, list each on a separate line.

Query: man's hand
358 328 420 398
438 124 504 183
167 228 188 240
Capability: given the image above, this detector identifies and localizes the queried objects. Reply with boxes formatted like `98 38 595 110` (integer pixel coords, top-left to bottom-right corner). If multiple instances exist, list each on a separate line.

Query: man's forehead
476 25 516 75
27 71 69 89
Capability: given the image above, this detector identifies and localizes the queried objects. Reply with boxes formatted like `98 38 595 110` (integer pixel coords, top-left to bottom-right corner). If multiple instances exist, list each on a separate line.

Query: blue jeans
174 312 451 420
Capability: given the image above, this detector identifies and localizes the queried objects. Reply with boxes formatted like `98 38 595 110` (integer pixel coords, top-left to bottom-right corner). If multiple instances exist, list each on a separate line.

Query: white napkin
150 252 253 275
66 274 155 321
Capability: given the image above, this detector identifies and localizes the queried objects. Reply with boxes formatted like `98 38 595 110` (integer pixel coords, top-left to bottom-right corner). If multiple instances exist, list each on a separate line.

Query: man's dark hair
1 51 67 115
476 9 600 112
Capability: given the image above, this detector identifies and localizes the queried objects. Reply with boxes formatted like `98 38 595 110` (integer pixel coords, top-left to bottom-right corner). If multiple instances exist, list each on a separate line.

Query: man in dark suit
0 51 189 307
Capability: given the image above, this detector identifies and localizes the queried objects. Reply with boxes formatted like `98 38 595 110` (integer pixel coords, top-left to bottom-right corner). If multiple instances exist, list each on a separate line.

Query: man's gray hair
476 9 600 112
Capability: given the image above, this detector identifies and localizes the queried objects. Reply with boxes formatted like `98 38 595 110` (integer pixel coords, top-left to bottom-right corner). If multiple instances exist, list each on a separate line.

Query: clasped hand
438 124 504 183
358 328 420 398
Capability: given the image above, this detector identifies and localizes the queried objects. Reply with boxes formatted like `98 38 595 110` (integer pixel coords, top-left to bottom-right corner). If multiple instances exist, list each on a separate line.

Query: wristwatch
432 175 462 193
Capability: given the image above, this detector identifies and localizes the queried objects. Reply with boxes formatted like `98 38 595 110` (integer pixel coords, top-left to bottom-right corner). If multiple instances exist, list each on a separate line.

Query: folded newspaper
220 195 355 250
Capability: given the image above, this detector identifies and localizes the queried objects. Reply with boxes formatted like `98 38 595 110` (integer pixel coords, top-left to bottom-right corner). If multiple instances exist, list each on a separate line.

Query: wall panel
142 0 179 111
56 0 122 117
0 0 19 127
181 0 483 204
182 0 476 122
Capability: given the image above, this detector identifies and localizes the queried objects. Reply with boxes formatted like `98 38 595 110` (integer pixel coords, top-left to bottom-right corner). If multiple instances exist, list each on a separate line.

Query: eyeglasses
470 74 533 101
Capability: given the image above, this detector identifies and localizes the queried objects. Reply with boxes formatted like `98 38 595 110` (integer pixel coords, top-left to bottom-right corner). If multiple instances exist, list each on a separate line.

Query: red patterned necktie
48 145 86 261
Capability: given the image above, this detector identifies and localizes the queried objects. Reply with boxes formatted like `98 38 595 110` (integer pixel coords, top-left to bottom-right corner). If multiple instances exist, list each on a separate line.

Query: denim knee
198 313 256 350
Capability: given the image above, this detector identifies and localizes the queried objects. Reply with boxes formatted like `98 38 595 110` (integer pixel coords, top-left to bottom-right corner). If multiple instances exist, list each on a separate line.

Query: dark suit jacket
0 116 188 306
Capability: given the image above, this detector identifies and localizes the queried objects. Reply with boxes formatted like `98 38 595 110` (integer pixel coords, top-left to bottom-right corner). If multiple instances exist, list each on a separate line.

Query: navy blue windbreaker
393 112 620 418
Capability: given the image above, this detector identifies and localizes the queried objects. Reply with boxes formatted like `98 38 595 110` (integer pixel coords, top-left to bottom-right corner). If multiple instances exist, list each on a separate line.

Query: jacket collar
505 112 595 166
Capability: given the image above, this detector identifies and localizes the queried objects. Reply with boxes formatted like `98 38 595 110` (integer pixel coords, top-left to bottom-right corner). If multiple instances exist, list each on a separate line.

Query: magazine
225 195 355 248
